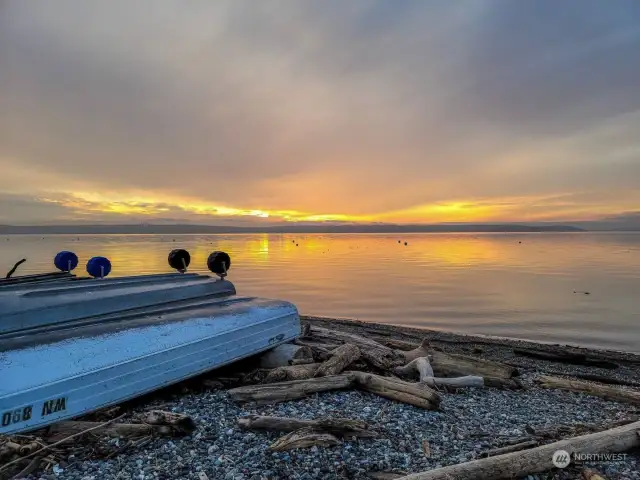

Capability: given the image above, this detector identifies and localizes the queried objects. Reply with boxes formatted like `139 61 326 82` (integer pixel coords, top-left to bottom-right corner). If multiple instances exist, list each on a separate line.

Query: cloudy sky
1 0 639 225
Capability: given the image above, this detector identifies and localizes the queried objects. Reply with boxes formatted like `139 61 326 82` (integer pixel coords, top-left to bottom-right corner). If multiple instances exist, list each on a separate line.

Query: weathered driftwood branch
294 339 342 351
310 326 401 370
395 420 640 480
393 357 434 382
546 371 640 388
525 417 639 441
264 363 321 383
230 371 441 410
393 357 521 390
46 421 169 442
350 371 440 410
380 338 420 351
136 410 196 434
310 326 394 354
514 348 618 369
315 343 360 377
0 441 21 461
12 455 42 479
290 358 315 365
430 350 518 379
228 374 355 404
0 414 127 475
536 375 640 405
269 427 340 451
237 415 377 438
258 344 314 368
397 340 517 378
479 440 538 458
398 339 431 363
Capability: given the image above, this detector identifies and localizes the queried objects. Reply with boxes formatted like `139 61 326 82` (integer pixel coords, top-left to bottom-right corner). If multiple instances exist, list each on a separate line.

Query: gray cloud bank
1 0 639 222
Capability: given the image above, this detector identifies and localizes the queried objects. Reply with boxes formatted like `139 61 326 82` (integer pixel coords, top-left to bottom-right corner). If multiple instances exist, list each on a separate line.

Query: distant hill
0 223 585 234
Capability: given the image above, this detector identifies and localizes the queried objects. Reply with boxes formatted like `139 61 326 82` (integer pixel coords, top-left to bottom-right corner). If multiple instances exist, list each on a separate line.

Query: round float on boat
168 249 191 272
86 256 112 278
54 251 78 272
207 251 231 276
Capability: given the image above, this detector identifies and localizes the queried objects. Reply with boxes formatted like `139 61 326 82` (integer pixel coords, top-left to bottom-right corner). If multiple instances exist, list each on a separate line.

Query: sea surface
2 232 639 353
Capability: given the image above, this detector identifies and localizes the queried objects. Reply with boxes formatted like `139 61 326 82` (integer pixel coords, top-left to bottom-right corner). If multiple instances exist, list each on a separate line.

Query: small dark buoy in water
518 241 522 244
404 242 408 246
296 243 299 246
398 240 401 243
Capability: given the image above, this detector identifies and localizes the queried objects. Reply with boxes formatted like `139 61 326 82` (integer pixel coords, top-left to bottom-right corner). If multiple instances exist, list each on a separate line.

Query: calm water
1 233 639 352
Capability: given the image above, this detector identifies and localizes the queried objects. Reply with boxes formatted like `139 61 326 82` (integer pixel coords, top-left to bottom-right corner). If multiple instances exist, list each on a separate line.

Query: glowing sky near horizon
1 0 640 225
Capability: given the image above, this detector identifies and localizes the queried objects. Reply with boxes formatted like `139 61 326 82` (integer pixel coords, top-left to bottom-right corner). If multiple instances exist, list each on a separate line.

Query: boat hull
0 296 300 434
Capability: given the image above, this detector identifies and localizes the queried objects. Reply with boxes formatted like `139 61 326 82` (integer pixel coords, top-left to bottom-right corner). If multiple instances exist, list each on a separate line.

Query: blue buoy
54 251 78 272
86 256 112 278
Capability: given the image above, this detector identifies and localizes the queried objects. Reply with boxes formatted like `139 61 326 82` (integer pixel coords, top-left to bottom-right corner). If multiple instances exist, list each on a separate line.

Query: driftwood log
396 420 640 479
228 374 355 404
397 341 517 379
546 371 640 388
514 348 618 369
258 344 314 368
309 327 402 370
237 415 377 438
315 343 361 377
351 371 440 410
536 375 640 405
229 372 441 409
135 410 196 434
479 440 538 458
264 363 321 382
45 421 169 442
430 350 518 379
269 427 340 451
393 357 521 390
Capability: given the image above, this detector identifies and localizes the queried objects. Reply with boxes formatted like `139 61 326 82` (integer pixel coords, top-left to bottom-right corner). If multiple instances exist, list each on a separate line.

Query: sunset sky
1 1 639 225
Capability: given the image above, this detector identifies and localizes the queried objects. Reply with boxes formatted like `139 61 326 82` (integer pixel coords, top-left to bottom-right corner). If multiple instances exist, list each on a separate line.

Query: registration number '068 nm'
1 396 67 428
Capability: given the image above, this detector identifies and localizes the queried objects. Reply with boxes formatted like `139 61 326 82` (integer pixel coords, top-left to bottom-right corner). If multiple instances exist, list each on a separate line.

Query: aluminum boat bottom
0 296 300 434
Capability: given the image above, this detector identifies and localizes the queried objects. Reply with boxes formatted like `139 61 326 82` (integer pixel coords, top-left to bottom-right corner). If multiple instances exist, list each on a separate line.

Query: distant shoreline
0 223 591 235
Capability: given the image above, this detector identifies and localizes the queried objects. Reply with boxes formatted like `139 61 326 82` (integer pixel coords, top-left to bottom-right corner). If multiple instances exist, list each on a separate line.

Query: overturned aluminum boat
0 250 300 434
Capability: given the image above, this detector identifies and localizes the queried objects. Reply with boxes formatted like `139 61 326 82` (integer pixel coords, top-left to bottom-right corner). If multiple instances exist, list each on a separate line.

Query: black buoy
168 249 191 272
404 242 408 246
207 251 231 276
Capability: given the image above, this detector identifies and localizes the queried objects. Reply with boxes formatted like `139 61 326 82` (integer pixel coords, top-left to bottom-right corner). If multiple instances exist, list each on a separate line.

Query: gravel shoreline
20 319 640 480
